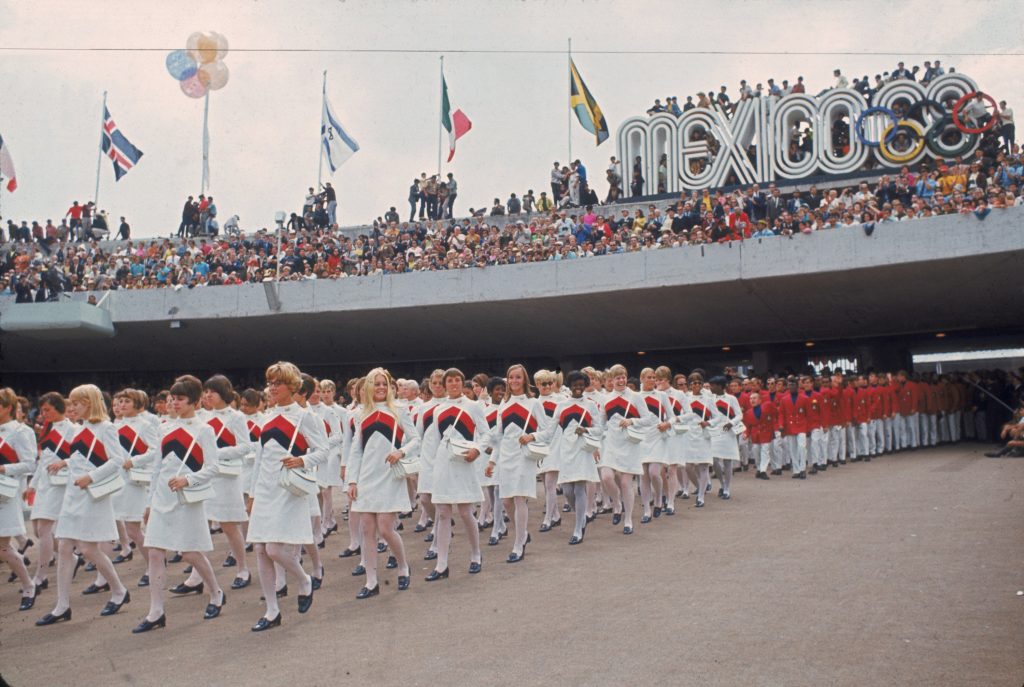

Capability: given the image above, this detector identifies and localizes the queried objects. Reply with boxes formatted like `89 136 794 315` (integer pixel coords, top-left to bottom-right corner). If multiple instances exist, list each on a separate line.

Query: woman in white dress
315 379 345 539
637 368 675 523
412 370 446 551
246 362 328 632
132 375 226 633
0 387 40 611
534 369 562 532
596 364 655 535
655 367 685 515
238 388 265 504
38 384 130 626
708 376 743 500
424 368 487 579
480 377 506 540
111 389 158 585
346 368 419 597
485 364 547 563
681 373 714 508
28 392 76 593
548 372 604 545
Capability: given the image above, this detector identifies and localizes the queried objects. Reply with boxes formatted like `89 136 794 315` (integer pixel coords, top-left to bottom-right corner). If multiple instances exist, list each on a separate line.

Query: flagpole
567 38 572 164
94 91 107 209
201 91 210 193
437 55 444 178
318 70 326 189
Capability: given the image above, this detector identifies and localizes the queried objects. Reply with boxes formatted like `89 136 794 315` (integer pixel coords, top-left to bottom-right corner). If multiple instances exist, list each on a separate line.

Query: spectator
507 193 522 215
117 216 130 241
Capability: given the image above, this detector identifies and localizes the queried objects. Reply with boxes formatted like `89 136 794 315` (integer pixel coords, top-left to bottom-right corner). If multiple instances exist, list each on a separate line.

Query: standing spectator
117 217 130 241
792 76 806 94
550 162 564 205
81 202 94 239
204 196 217 234
507 193 522 215
424 174 438 220
999 101 1015 155
408 179 419 222
303 187 316 216
445 172 458 218
683 95 695 112
177 196 193 238
891 62 913 81
833 69 849 89
522 189 535 214
490 198 505 216
324 182 337 225
65 201 83 241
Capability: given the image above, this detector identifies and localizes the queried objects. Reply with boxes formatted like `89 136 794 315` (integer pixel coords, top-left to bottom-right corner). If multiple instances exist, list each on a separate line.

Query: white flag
322 95 359 173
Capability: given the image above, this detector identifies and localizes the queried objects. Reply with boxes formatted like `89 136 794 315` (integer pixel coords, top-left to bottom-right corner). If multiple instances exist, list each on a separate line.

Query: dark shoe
398 575 411 590
396 522 404 531
468 561 482 574
209 526 223 535
722 493 731 500
653 507 661 518
338 547 360 558
424 533 434 543
568 534 583 545
771 469 783 475
487 536 500 546
18 538 34 555
351 565 366 576
640 515 651 524
35 578 49 591
183 565 193 574
506 547 526 563
82 582 110 595
376 542 388 553
665 507 675 516
138 575 150 587
539 522 551 532
297 588 314 614
222 555 237 567
204 591 226 619
20 592 37 611
112 551 133 564
36 608 72 626
413 523 427 533
612 513 622 526
696 498 705 508
680 492 690 500
169 582 203 595
799 471 807 479
562 504 572 513
251 613 281 632
355 585 379 599
231 575 251 590
100 591 130 616
792 472 802 479
423 550 437 561
311 575 322 591
425 568 449 581
623 526 633 535
585 514 595 523
810 466 818 475
245 544 254 553
132 614 166 633
385 555 397 569
276 585 288 598
168 553 183 564
85 562 96 572
718 487 724 497
550 518 561 528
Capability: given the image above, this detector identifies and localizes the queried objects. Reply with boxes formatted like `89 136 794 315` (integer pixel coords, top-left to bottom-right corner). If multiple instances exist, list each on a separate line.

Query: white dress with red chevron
680 392 714 464
0 419 37 537
664 389 688 465
598 390 656 475
247 403 329 545
429 396 488 504
144 417 220 552
709 393 742 460
536 393 561 474
241 411 263 496
112 415 159 521
492 395 547 498
479 404 500 488
543 398 604 485
202 406 252 522
54 421 127 542
30 418 77 521
347 402 420 513
638 389 674 465
414 398 445 495
314 402 346 487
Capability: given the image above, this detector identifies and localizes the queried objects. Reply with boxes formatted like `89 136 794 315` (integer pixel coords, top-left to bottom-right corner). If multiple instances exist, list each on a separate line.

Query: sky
0 0 1022 238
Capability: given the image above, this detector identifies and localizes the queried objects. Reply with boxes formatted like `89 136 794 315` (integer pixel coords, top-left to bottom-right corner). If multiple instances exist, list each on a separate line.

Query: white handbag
128 468 152 485
582 431 601 451
527 442 550 461
0 474 19 500
173 435 214 505
386 423 421 480
87 471 126 500
731 420 747 436
219 456 242 476
49 468 70 486
277 415 319 497
625 426 645 444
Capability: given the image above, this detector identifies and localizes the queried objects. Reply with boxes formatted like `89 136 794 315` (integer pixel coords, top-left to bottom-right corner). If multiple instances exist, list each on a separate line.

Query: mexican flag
441 74 472 162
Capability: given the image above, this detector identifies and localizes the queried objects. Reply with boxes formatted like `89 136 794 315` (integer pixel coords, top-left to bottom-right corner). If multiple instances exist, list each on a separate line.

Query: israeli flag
321 95 359 173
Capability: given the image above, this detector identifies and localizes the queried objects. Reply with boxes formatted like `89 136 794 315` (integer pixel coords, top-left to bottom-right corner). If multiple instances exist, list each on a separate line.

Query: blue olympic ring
855 106 900 148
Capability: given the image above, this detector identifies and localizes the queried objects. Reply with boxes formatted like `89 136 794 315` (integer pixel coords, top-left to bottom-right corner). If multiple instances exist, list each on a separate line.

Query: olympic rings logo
855 95 988 162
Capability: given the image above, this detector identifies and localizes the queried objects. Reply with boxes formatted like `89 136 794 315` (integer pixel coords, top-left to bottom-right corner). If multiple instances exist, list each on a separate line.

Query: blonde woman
315 379 346 539
132 376 225 633
0 387 39 611
534 369 562 532
423 368 488 579
485 364 548 563
247 362 329 631
38 384 131 626
596 364 655 535
346 368 420 597
637 368 675 523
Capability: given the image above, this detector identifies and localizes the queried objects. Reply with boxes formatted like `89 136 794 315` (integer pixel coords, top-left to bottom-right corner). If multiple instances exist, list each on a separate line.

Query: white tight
0 536 32 594
500 496 529 553
145 548 221 621
432 503 481 572
599 469 636 528
358 512 407 588
641 463 664 515
31 519 56 584
185 521 248 584
51 539 126 614
254 543 310 620
542 472 560 525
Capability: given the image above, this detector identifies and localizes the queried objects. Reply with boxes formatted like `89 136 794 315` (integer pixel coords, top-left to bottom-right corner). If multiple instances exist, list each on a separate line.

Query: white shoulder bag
124 427 153 486
85 435 126 500
445 407 475 462
175 434 215 505
621 399 645 444
387 415 421 480
279 413 319 497
212 418 242 477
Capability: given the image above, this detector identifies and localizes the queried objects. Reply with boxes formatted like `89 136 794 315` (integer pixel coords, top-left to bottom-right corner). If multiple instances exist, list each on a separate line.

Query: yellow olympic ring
879 120 925 163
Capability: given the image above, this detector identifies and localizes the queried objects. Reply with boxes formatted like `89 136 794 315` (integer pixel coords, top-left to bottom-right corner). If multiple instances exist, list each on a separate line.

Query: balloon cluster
165 32 230 99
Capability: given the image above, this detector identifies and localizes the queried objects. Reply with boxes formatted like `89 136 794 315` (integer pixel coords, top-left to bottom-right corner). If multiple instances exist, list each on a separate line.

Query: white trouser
809 428 826 466
785 433 808 473
906 413 920 448
883 417 895 452
770 434 785 470
870 419 884 454
928 414 939 445
949 411 961 441
829 426 845 462
739 437 752 466
857 422 871 456
753 443 771 473
846 425 858 459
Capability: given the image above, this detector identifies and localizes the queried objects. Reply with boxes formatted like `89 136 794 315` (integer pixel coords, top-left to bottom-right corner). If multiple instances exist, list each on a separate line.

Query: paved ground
1 443 1022 686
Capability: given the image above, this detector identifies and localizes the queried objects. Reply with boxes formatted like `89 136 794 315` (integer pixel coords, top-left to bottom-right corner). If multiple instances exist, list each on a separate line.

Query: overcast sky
1 0 1021 237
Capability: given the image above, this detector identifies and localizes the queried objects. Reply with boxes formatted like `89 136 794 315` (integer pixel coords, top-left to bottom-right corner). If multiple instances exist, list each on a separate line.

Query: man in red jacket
853 375 874 461
767 377 788 473
924 375 942 447
840 374 858 461
896 370 920 450
826 374 847 466
885 375 900 453
803 375 827 473
743 391 777 479
778 377 811 478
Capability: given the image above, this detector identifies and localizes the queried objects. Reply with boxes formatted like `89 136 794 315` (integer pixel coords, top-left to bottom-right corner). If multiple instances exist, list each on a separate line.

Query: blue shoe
623 526 633 535
424 550 437 561
351 565 365 576
385 555 397 569
397 575 410 590
204 591 226 620
425 568 449 582
251 613 281 632
468 561 482 574
355 585 379 600
612 513 622 526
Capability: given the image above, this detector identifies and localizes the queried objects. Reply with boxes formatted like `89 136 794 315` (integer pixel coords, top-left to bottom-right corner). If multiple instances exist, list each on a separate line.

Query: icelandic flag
101 106 143 180
322 95 359 173
0 133 16 192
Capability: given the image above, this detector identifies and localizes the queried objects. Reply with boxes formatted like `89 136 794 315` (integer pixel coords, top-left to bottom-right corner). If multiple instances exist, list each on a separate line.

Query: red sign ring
951 91 1000 134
